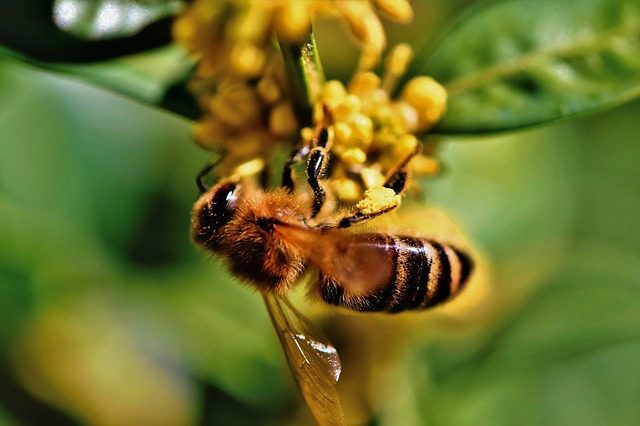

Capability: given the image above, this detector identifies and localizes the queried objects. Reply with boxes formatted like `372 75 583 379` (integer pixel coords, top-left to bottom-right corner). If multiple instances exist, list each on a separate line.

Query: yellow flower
173 0 415 80
302 44 447 204
174 0 447 203
191 56 298 178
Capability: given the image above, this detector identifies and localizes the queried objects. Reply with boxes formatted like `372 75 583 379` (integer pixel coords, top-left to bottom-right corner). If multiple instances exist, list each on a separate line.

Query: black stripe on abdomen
423 241 451 308
388 237 429 313
318 235 471 313
453 248 473 292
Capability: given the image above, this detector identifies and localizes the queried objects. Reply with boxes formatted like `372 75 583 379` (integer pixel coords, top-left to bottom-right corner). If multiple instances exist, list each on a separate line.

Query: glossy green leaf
422 0 640 134
53 0 184 40
0 1 176 62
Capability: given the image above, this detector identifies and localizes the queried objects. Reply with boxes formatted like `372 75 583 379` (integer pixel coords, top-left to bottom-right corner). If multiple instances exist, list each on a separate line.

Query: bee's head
191 179 241 251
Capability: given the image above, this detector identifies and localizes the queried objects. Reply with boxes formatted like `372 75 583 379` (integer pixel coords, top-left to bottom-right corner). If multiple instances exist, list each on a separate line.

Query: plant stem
280 32 325 128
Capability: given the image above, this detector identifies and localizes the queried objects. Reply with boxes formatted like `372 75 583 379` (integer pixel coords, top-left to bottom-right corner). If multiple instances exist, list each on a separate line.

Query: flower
173 0 447 203
173 0 415 81
190 57 298 178
302 44 447 203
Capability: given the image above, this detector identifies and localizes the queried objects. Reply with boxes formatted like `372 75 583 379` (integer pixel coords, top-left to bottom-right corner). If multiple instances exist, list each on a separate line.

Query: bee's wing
263 294 346 426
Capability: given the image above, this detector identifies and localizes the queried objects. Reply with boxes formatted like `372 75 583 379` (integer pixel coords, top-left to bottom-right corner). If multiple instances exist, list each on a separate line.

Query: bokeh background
1 1 639 425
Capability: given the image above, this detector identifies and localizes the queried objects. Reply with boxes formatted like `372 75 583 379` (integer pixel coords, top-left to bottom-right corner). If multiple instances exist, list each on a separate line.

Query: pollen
356 187 402 215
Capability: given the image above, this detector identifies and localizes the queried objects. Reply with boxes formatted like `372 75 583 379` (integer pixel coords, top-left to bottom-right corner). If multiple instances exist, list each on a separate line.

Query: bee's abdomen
319 235 473 313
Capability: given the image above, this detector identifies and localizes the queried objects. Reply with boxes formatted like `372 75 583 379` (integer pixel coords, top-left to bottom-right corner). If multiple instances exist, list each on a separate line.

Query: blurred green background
1 2 640 425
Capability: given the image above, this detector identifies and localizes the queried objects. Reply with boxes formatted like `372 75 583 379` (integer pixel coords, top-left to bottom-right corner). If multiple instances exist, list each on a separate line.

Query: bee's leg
334 204 398 228
307 124 334 217
382 143 421 194
319 144 420 229
315 202 399 230
383 170 409 194
281 142 310 192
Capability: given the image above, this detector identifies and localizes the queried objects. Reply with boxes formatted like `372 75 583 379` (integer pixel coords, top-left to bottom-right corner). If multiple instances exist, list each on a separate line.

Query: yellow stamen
372 0 414 23
351 115 374 147
274 2 312 43
382 43 413 94
233 158 266 177
361 167 386 189
192 118 229 151
401 76 448 131
334 122 355 146
256 76 281 105
230 43 267 78
411 155 441 176
341 148 368 165
269 102 298 138
332 179 363 203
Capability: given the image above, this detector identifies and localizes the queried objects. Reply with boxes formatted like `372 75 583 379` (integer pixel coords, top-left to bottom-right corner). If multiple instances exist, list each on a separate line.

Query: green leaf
421 0 640 134
0 1 178 62
1 46 199 119
53 0 184 40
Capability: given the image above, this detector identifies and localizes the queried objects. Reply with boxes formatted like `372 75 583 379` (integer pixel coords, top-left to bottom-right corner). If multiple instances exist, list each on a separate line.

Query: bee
191 113 473 425
191 177 473 312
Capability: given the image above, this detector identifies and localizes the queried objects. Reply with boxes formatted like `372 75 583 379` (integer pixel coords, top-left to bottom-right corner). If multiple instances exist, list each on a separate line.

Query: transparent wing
263 294 346 426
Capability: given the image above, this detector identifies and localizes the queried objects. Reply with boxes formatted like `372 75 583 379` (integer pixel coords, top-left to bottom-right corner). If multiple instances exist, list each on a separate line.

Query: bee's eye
191 181 240 248
206 182 238 228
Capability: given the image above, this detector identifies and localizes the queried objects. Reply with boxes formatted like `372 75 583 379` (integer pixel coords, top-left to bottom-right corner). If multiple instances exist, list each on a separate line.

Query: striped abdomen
319 234 473 313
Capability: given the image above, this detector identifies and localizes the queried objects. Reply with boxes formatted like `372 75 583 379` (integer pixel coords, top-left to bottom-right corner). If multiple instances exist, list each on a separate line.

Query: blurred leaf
132 272 291 407
0 58 198 292
418 246 640 426
423 124 582 269
575 99 640 253
0 1 179 63
0 407 18 426
0 266 33 349
0 362 77 426
1 48 199 119
52 0 183 40
420 0 640 134
12 294 198 426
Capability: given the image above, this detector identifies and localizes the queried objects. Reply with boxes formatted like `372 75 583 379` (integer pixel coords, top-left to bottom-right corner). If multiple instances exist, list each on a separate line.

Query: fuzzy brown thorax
191 179 311 295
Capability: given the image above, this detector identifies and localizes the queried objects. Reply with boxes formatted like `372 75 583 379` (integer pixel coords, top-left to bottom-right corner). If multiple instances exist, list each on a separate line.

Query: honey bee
191 177 473 312
191 114 473 425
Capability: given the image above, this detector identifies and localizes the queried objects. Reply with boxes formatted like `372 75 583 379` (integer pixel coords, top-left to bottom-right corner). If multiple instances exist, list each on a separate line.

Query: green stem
279 32 325 128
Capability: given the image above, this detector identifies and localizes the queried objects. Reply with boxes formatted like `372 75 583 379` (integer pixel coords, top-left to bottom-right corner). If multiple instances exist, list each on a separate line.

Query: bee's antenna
196 155 224 193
